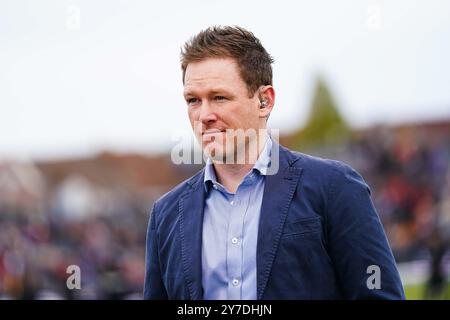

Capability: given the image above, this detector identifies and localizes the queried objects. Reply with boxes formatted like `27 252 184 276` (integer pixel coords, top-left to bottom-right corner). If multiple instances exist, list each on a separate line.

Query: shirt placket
226 183 253 299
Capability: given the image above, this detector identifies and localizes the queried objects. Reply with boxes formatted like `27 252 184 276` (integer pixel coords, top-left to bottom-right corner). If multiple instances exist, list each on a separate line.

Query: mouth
202 129 225 137
201 129 226 145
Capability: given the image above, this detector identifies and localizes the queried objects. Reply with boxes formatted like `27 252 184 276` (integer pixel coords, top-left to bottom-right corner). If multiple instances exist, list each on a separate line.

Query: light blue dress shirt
201 136 272 300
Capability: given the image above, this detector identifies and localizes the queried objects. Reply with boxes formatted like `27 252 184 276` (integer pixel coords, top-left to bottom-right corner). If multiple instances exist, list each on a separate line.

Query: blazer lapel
179 170 206 300
257 145 303 299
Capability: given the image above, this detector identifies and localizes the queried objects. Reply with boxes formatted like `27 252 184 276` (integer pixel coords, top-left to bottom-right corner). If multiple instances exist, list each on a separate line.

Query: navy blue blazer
144 142 405 299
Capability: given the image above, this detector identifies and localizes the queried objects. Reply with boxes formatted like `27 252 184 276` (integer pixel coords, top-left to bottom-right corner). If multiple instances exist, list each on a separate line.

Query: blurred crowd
1 124 450 299
0 186 151 299
341 126 450 262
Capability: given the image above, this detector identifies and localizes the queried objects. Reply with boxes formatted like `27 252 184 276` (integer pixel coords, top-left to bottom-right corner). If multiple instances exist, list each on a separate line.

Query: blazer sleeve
326 163 405 299
143 202 168 299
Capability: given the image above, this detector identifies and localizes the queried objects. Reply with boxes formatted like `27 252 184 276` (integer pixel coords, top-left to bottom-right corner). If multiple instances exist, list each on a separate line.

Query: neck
212 133 267 193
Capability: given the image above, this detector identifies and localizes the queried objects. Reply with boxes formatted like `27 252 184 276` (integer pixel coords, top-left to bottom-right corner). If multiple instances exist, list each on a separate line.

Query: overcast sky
1 0 450 160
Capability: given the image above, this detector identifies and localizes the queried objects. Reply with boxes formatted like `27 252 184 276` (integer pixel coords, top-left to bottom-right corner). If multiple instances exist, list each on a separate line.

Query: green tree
290 77 352 151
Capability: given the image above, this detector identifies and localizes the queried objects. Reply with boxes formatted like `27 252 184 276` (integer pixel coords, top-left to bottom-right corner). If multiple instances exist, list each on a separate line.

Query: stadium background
1 0 449 299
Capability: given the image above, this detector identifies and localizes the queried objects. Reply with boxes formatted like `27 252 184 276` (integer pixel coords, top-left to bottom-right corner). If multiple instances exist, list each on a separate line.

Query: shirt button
232 279 239 286
231 237 238 244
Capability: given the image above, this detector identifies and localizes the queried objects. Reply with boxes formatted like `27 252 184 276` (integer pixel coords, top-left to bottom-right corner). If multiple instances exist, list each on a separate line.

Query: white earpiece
260 100 267 108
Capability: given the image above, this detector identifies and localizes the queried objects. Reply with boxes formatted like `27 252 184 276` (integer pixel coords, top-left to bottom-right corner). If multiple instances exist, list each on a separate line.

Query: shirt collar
203 135 272 192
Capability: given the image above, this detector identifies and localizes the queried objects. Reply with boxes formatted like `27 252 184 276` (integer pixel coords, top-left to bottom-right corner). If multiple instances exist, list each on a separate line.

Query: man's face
183 57 261 162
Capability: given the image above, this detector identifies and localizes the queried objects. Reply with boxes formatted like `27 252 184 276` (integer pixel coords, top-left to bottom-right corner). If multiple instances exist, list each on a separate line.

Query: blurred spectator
424 227 449 299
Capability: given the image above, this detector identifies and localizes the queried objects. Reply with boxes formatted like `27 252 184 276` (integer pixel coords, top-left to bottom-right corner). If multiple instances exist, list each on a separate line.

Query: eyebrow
183 87 231 98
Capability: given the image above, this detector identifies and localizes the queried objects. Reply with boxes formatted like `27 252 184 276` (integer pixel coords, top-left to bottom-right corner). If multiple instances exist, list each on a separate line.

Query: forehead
183 57 246 94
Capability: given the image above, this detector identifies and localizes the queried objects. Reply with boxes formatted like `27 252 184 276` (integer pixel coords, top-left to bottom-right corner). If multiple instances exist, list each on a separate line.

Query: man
144 26 405 299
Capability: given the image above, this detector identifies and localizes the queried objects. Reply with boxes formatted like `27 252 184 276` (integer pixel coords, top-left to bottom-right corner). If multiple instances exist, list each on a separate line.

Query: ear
258 85 275 120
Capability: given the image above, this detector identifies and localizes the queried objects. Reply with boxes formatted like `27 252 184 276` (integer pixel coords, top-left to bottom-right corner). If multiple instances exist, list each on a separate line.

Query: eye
214 96 227 101
187 97 199 105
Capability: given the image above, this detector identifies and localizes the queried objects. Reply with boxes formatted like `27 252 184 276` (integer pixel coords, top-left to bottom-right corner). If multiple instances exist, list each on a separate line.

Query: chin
204 143 238 164
203 142 224 159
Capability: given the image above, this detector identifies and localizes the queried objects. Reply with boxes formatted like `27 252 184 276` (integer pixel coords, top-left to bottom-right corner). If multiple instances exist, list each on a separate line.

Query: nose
198 101 217 124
